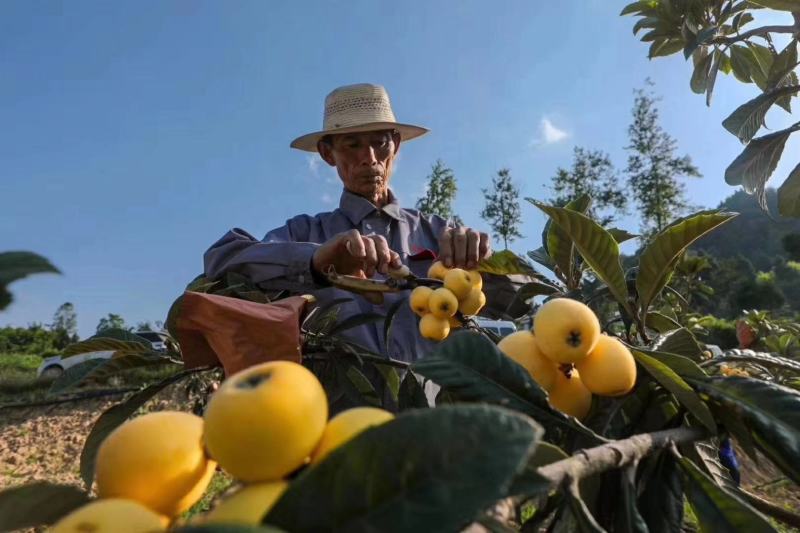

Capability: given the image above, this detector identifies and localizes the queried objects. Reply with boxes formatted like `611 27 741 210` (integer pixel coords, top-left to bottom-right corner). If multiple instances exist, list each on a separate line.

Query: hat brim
290 122 429 152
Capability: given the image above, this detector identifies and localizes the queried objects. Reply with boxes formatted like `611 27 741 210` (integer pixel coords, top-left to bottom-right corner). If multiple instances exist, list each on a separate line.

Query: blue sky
2 1 798 339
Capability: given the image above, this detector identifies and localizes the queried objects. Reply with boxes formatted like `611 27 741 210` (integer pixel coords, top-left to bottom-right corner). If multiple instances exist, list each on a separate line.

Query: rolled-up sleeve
203 220 321 290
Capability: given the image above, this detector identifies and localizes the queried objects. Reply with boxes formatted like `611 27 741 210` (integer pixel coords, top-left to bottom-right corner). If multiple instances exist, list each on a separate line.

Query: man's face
318 130 401 202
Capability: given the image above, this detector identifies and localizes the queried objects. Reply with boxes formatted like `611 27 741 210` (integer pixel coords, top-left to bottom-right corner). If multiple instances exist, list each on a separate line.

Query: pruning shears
325 265 443 304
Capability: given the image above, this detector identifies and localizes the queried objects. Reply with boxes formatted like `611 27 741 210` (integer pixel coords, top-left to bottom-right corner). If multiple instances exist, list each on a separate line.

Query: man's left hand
438 227 492 270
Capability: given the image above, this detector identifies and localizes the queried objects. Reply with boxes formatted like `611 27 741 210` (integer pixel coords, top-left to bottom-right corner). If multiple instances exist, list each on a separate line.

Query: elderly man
204 83 491 362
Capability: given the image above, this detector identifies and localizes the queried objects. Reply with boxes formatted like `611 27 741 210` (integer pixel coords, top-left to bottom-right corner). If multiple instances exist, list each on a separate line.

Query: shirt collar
339 188 402 224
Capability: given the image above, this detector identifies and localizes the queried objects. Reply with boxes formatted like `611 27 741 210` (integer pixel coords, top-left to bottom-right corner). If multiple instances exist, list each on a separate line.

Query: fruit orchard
3 188 800 532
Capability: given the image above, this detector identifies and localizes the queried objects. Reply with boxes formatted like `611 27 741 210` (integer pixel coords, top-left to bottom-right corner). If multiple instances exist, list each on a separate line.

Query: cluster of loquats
409 261 487 341
719 364 750 378
497 298 637 420
52 361 394 532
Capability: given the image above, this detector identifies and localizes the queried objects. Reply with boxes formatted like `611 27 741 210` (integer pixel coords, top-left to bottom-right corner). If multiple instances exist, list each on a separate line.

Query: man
204 83 491 362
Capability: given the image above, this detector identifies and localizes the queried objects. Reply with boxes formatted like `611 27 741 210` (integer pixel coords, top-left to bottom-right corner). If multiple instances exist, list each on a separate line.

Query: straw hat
290 84 429 152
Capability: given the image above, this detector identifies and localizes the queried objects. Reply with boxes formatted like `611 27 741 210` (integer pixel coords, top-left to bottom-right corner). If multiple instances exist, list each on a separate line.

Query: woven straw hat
290 83 429 152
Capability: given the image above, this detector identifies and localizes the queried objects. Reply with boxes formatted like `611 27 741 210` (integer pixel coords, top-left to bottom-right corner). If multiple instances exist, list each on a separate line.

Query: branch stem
716 24 799 45
536 426 706 488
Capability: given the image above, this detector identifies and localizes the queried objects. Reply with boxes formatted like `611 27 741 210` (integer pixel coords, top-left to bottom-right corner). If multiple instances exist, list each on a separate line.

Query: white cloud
320 192 335 205
306 154 338 184
307 154 321 175
532 117 569 147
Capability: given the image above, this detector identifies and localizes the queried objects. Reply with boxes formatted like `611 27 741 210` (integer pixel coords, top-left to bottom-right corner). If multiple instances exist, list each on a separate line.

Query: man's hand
438 227 492 270
312 229 402 279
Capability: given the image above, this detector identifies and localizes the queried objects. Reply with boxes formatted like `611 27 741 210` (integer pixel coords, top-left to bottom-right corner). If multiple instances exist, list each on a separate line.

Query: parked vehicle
474 318 517 338
36 330 172 380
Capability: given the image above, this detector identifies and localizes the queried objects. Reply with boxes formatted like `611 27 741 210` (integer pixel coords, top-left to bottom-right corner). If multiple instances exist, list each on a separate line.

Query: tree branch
740 489 800 530
536 426 706 488
717 24 799 45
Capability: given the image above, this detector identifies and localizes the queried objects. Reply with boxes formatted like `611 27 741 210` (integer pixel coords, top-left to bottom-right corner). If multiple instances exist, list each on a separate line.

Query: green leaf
616 465 649 533
678 454 777 532
632 350 717 432
329 313 385 336
265 404 542 533
633 16 659 35
748 42 775 90
0 251 60 286
173 526 286 533
540 194 592 287
567 488 607 533
528 248 557 271
621 1 657 16
691 48 714 94
637 347 708 380
532 202 632 316
79 370 194 490
383 297 407 355
778 162 800 217
412 330 604 441
725 123 800 210
729 44 755 83
645 311 682 333
767 40 798 90
375 363 401 405
478 249 538 276
398 369 429 410
50 354 175 394
607 228 639 244
508 442 569 497
652 327 704 360
516 280 561 302
722 85 800 143
63 329 153 358
345 365 381 406
650 39 685 58
690 377 800 484
638 451 684 533
49 359 108 393
748 0 800 10
0 482 90 531
637 210 737 318
707 48 722 105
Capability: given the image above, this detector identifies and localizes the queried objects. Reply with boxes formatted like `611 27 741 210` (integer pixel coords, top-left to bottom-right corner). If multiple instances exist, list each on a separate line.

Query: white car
474 318 517 338
36 350 115 380
36 331 172 379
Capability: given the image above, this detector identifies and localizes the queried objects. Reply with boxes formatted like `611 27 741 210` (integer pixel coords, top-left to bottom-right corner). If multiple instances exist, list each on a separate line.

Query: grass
181 470 236 522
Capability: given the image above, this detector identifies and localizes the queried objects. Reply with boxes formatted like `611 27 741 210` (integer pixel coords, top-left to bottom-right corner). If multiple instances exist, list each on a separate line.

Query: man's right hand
312 230 402 279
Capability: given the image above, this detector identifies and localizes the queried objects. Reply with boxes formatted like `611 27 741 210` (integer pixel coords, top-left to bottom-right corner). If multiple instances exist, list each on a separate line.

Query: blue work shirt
204 189 453 363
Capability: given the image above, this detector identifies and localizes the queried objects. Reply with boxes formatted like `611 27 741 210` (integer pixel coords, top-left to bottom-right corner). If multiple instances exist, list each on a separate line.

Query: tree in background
416 160 462 224
96 313 127 333
549 147 627 226
626 81 702 238
622 2 799 216
782 233 800 261
481 168 523 250
50 302 78 348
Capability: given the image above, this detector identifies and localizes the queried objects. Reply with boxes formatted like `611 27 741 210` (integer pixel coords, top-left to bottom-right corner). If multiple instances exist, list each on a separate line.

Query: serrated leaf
0 251 60 287
778 162 800 217
621 1 657 16
64 329 153 358
637 210 736 319
767 40 798 89
652 327 704 360
725 124 800 210
528 248 556 271
634 16 660 35
0 482 90 531
478 249 538 276
49 359 108 393
264 404 542 532
398 369 429 410
689 377 800 484
678 454 777 532
412 330 604 442
650 39 684 58
632 350 717 432
748 42 775 90
722 85 800 143
80 370 194 489
532 202 632 315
